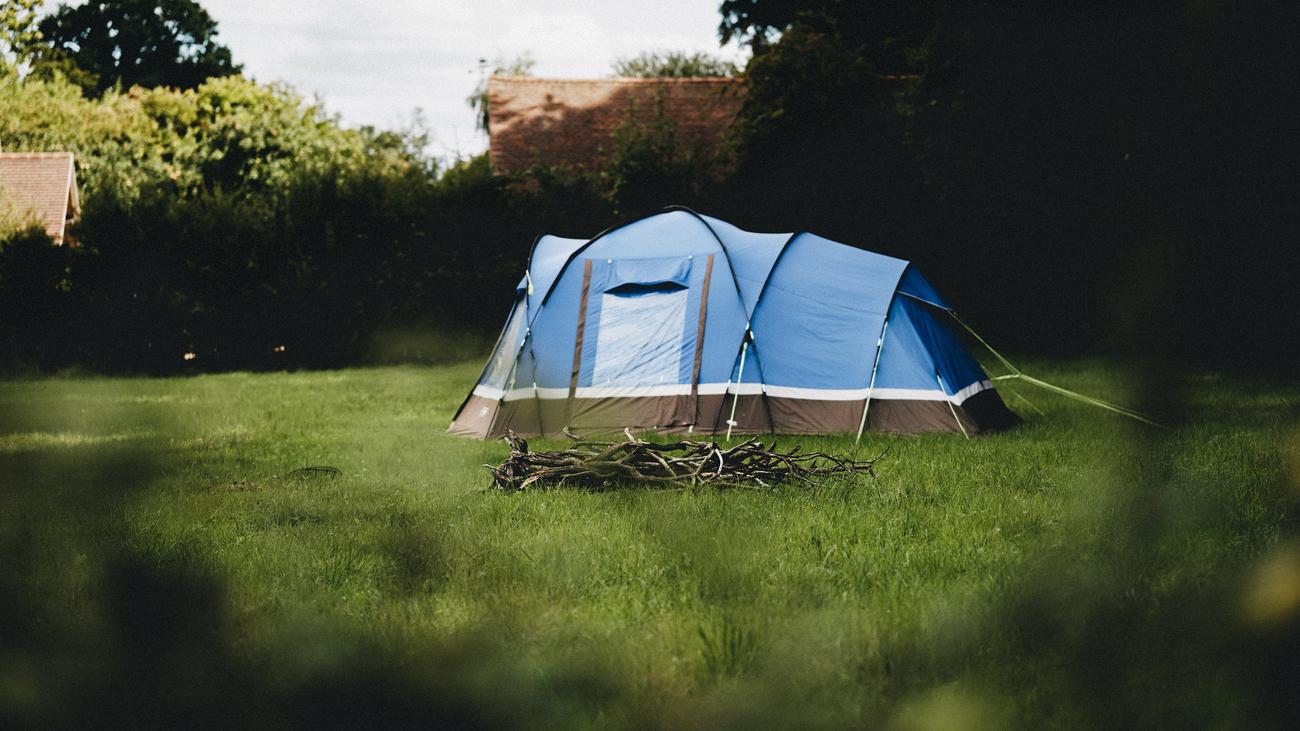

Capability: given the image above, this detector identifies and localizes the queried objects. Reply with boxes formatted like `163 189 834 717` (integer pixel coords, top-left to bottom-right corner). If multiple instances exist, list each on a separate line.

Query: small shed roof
0 152 81 245
487 76 744 176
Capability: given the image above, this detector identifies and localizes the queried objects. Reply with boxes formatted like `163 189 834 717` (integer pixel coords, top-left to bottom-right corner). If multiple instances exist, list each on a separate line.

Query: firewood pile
486 429 880 491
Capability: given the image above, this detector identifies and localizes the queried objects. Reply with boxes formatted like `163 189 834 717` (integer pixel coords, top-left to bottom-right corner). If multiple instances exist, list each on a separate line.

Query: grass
1 360 1297 727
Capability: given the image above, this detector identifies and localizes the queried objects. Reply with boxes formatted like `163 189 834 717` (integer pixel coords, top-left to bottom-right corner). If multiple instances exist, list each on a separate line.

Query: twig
486 430 881 491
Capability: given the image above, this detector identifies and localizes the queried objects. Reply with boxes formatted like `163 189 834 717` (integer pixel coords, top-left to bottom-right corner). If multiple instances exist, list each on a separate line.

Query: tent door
589 282 690 387
569 255 711 431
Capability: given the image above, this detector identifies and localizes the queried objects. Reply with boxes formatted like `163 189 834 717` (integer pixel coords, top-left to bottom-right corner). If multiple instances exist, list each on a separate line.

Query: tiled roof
0 152 80 244
487 76 745 176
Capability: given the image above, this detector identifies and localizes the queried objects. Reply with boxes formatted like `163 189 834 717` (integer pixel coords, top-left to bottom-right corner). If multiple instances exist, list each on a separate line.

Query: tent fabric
450 207 1017 438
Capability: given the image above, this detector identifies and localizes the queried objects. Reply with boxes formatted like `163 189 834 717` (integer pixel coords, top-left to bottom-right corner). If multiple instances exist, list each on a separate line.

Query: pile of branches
487 429 881 491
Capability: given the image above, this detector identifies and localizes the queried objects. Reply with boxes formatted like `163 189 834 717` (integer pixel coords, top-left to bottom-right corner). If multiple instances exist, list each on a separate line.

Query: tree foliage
610 51 737 78
0 61 616 372
3 2 1295 373
0 72 406 200
37 0 240 95
468 54 535 134
718 0 935 55
0 0 44 76
715 0 1298 369
605 93 720 217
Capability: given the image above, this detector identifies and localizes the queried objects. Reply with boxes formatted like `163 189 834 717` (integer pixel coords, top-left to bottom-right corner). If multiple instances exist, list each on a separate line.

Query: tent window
481 296 527 388
591 284 687 386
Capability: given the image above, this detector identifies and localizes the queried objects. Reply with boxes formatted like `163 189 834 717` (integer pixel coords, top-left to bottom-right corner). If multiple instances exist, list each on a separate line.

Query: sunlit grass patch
1 361 1294 727
0 429 155 453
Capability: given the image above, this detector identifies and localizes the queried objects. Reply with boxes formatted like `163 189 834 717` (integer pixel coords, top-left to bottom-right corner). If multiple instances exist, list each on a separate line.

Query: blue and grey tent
450 208 1018 438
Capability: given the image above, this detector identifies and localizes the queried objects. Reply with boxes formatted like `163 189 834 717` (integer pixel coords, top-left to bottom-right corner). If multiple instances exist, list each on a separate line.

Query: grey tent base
450 388 1017 439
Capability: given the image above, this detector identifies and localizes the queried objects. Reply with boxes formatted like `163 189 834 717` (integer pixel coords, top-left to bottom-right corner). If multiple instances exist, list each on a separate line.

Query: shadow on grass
0 405 623 728
3 363 1298 728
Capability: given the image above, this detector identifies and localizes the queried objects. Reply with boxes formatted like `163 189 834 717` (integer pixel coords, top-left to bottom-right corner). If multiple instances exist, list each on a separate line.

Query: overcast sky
190 1 747 160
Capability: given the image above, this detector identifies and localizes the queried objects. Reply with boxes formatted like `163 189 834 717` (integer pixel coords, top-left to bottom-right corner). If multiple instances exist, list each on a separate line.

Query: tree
610 51 737 78
37 0 240 95
720 0 938 70
0 0 44 76
467 55 535 134
606 97 710 216
718 1 940 179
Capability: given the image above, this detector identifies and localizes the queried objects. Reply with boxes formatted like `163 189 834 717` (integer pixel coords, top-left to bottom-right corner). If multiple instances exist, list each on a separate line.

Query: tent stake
856 318 889 443
725 337 749 441
936 372 970 439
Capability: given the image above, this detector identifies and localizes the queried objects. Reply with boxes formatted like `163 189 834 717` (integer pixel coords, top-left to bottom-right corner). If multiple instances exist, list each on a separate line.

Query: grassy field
2 361 1297 727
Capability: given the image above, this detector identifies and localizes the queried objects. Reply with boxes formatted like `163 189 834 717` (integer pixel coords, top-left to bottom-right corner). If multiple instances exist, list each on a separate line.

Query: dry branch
486 429 880 491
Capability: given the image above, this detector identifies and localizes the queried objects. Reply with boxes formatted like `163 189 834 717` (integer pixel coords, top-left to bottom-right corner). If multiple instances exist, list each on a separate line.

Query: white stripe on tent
473 380 993 405
736 382 992 403
574 384 695 398
472 385 567 401
948 380 993 404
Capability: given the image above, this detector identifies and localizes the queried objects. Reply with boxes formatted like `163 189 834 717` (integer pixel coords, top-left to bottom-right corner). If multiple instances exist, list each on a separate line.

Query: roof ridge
490 76 739 84
0 151 75 159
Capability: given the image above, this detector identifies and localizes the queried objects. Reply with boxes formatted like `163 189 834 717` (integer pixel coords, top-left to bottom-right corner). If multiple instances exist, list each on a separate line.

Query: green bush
0 225 72 370
0 70 620 373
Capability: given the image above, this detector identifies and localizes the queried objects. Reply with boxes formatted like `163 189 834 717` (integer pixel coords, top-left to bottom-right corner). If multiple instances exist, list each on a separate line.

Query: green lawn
2 362 1296 727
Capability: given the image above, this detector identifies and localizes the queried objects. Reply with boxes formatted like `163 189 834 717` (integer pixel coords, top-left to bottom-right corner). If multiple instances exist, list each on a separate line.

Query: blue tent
451 208 1017 437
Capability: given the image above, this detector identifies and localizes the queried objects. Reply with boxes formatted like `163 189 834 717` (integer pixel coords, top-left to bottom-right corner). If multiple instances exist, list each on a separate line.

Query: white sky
191 1 748 160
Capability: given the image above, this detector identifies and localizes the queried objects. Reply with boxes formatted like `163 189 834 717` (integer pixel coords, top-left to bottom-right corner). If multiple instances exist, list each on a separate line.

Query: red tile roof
487 76 744 176
0 152 80 245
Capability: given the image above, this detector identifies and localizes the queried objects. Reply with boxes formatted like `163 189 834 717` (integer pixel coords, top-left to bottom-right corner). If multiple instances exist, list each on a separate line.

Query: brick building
486 76 744 176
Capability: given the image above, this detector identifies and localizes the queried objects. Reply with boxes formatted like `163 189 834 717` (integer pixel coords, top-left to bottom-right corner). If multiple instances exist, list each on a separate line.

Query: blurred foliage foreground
1 362 1297 728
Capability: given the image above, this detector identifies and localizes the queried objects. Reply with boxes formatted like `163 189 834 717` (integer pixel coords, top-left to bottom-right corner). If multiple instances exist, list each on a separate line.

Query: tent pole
725 336 749 441
751 335 777 436
936 372 970 439
856 318 889 443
